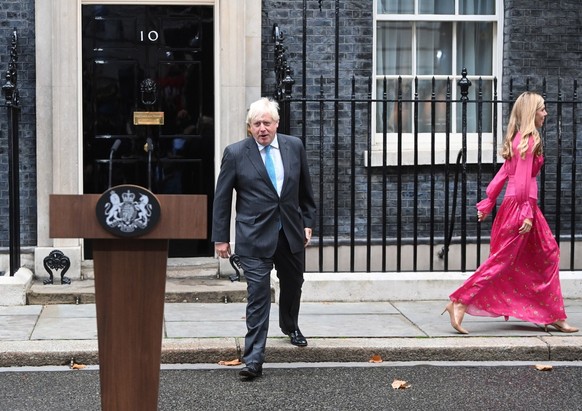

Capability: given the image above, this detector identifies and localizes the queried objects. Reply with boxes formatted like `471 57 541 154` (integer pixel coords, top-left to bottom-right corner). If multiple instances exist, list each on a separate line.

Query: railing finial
273 23 294 101
458 67 471 101
2 28 19 107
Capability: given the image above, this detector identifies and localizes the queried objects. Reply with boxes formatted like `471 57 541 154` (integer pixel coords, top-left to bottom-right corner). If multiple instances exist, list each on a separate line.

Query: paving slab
1 300 582 367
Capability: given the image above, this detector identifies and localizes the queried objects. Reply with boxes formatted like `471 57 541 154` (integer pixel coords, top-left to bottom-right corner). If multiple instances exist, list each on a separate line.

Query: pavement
2 282 582 367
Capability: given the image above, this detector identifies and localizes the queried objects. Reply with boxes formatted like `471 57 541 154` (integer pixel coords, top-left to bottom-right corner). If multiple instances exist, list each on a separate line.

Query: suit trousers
274 229 305 334
239 255 272 366
239 230 304 365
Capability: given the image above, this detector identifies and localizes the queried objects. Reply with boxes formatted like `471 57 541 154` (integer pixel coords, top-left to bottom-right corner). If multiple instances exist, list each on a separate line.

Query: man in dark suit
212 97 316 379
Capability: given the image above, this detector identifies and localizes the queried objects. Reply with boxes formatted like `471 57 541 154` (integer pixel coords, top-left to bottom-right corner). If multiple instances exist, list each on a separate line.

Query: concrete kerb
16 266 582 306
261 337 572 363
295 271 582 302
0 267 33 306
2 336 582 368
0 340 99 368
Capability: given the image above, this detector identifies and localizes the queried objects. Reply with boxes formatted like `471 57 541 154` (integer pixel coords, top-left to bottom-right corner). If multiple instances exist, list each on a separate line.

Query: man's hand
215 242 231 259
304 228 312 247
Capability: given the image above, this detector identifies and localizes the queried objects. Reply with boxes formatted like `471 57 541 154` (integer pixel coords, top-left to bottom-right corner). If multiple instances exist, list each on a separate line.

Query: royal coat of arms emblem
96 185 161 237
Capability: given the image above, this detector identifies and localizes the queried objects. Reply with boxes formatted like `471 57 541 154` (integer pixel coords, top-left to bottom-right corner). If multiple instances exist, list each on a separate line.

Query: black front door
82 5 214 257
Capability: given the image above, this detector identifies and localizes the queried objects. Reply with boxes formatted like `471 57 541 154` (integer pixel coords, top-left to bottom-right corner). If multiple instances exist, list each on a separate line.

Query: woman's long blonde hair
501 91 544 159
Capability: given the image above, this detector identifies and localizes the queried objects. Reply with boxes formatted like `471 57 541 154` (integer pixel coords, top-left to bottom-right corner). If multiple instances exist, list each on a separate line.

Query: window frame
370 0 504 167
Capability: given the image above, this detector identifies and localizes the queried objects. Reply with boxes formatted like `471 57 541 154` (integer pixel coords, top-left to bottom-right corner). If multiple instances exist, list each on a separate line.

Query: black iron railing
275 69 581 273
2 28 20 276
270 17 580 273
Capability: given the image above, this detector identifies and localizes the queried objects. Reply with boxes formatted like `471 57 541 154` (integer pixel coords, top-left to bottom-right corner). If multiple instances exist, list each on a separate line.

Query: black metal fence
1 28 20 276
277 73 581 273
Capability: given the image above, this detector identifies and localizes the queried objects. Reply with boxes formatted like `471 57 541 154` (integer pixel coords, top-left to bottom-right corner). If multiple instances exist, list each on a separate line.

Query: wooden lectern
50 191 207 411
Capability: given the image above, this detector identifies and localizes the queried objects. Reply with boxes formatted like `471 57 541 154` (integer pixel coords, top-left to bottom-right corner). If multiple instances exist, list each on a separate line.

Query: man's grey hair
246 97 280 125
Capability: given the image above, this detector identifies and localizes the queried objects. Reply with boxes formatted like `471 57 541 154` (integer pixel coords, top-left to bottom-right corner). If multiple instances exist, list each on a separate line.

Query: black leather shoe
289 330 308 347
239 363 263 379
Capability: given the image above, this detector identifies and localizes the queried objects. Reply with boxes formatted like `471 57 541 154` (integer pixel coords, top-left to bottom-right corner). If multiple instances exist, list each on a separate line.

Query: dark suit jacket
212 133 316 257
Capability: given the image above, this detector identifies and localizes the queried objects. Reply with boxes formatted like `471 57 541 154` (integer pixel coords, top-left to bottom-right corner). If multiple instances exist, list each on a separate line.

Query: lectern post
50 189 207 411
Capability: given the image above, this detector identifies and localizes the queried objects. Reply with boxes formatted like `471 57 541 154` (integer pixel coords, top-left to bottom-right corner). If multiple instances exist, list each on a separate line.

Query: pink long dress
449 132 567 324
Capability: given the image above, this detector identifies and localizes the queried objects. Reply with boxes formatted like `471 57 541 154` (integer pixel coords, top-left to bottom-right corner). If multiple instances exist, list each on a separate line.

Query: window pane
457 22 493 76
377 22 412 75
377 0 413 14
416 22 452 75
418 0 454 14
416 79 450 133
376 78 413 133
460 0 495 15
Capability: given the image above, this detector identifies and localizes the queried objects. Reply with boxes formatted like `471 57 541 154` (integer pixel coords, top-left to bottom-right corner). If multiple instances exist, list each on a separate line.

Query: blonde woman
443 91 578 334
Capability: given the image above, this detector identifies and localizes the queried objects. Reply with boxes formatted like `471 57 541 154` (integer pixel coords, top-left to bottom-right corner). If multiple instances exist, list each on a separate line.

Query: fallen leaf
369 354 383 363
534 364 553 371
391 379 411 389
70 363 86 370
218 358 242 366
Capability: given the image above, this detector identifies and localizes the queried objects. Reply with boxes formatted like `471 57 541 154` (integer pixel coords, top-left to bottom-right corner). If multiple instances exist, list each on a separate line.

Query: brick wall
261 0 582 241
504 0 582 232
503 0 582 83
1 1 581 249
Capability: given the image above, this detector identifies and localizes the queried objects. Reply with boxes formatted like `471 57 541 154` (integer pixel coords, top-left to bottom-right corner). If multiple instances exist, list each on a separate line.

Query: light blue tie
264 145 277 191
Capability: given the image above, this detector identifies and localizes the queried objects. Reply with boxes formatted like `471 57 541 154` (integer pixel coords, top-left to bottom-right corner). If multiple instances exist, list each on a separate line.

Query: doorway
81 5 214 258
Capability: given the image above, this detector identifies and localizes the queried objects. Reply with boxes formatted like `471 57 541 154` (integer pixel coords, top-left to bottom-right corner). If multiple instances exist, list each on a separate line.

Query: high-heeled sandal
441 302 469 334
544 321 579 333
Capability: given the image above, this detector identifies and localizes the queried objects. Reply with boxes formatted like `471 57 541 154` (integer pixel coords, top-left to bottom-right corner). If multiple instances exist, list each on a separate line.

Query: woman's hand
477 211 488 222
519 218 533 235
